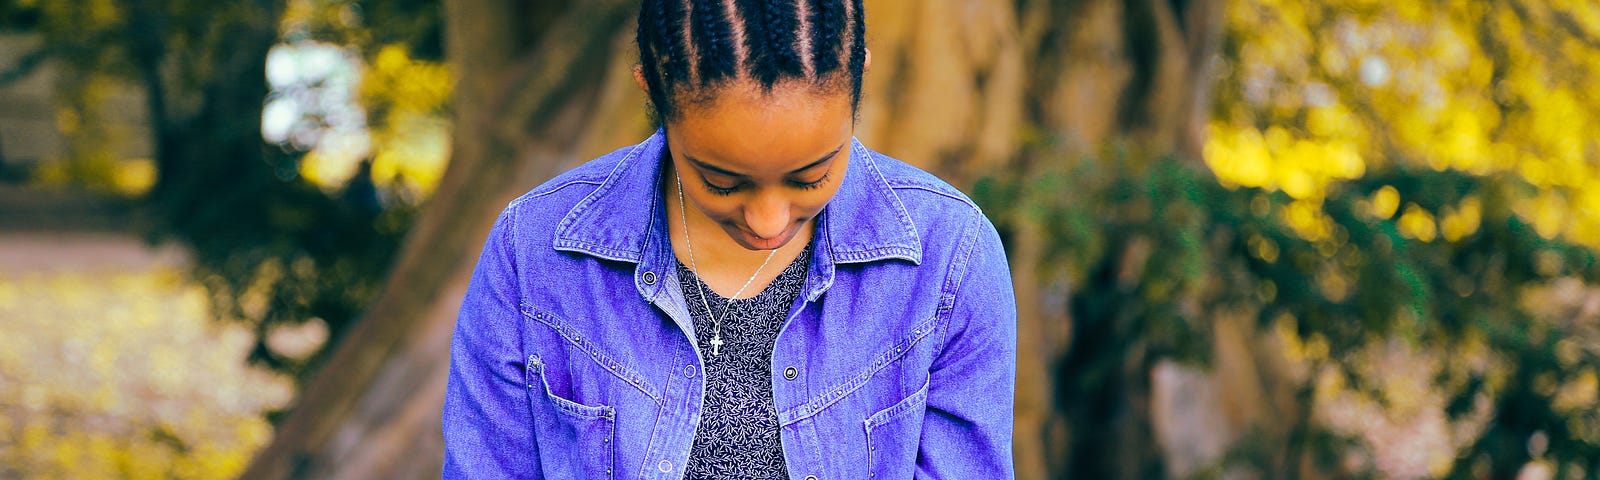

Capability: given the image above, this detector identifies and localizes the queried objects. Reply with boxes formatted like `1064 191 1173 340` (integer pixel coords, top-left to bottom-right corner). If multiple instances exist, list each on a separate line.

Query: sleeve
917 212 1019 479
441 209 540 478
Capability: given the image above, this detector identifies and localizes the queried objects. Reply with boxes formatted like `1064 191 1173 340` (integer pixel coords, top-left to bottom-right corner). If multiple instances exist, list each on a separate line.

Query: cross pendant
710 335 724 356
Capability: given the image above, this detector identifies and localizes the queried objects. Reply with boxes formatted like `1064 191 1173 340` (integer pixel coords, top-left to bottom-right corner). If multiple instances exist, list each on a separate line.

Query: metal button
784 366 798 380
658 460 673 473
643 271 657 285
684 364 696 378
805 476 818 480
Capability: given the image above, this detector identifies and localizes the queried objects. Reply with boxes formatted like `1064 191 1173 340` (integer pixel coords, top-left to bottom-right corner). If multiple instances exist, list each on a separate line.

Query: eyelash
701 172 831 196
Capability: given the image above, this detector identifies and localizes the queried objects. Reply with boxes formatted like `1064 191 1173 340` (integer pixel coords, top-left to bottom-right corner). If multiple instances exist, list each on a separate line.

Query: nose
744 191 790 240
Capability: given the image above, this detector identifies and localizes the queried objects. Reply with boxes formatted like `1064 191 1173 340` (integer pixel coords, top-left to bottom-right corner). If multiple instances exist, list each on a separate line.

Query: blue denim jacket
442 131 1017 479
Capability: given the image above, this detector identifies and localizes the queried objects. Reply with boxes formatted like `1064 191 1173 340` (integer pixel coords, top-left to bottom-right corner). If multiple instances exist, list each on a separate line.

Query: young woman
442 1 1017 478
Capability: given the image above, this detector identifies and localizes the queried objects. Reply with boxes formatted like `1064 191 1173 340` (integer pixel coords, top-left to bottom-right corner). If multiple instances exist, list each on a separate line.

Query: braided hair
636 0 868 124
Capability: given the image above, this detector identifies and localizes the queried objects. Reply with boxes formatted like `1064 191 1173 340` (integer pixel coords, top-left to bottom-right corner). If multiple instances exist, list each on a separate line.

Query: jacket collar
553 131 922 299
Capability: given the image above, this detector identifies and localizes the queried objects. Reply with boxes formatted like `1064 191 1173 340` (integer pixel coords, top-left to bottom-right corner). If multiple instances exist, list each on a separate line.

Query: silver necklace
676 173 779 356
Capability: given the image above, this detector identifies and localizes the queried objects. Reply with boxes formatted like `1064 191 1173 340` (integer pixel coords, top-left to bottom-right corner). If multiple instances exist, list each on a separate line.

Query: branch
1506 0 1600 51
0 46 46 87
1551 8 1600 51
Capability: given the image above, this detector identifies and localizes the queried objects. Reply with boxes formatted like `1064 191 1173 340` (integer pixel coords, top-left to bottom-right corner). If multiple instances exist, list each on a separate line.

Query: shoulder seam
885 181 982 214
934 209 986 355
513 178 606 208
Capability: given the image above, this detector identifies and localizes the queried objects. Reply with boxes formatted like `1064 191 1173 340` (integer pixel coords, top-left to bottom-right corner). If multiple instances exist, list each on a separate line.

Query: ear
863 48 872 71
632 64 649 93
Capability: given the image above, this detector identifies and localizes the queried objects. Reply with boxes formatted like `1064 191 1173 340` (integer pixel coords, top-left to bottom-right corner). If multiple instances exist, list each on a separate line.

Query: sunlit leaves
1204 0 1600 474
266 0 453 197
360 43 452 195
1214 0 1600 251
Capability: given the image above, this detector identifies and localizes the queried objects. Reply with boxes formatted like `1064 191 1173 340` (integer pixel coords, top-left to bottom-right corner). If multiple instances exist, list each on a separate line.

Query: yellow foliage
1516 192 1572 240
1204 124 1272 189
1370 185 1400 220
286 41 454 195
1282 199 1335 242
1553 369 1598 414
1439 196 1483 242
1211 0 1600 250
1249 234 1281 264
113 158 158 195
362 44 455 196
1398 203 1438 242
1203 123 1365 199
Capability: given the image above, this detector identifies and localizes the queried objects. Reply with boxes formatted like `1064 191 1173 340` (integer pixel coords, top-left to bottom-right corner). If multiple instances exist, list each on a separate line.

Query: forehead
668 79 854 172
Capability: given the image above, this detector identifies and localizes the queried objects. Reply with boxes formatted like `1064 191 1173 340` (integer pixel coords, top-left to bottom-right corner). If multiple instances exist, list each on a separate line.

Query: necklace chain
676 173 778 356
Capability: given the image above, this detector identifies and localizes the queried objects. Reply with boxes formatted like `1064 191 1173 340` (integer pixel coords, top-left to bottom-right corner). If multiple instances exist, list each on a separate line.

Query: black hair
636 0 867 123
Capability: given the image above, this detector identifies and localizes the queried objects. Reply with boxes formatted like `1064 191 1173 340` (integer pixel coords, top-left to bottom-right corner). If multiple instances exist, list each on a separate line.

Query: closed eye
702 179 741 196
687 143 844 195
789 172 831 190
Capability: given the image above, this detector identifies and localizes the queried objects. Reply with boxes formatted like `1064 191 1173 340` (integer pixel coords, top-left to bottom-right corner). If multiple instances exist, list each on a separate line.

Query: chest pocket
864 377 929 478
526 354 616 478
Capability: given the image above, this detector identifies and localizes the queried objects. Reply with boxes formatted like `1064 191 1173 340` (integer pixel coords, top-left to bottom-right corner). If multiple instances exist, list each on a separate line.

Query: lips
733 223 799 251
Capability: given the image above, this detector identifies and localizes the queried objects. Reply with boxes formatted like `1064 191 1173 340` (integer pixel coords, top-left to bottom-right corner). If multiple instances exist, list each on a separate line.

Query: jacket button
684 364 696 378
805 476 818 480
784 366 798 380
642 271 657 285
658 459 673 473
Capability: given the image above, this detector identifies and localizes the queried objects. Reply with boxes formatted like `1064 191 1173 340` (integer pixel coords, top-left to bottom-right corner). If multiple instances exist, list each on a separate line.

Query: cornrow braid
807 0 843 77
637 0 868 124
847 0 866 108
656 0 689 84
690 0 738 86
754 0 804 85
730 0 767 81
637 0 688 121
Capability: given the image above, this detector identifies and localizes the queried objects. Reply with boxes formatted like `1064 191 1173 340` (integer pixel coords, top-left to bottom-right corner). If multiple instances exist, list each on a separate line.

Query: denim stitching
520 304 666 404
776 315 939 425
857 144 922 252
864 376 930 428
931 210 984 355
882 179 982 213
523 179 605 202
550 241 641 264
831 247 919 263
553 134 654 259
526 353 618 419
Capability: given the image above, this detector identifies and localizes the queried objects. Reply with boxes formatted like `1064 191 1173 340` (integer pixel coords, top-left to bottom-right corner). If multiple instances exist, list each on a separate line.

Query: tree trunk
240 1 1231 478
237 1 643 478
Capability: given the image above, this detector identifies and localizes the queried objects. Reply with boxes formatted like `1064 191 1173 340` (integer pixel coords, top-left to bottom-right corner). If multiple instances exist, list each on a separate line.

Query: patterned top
677 242 812 480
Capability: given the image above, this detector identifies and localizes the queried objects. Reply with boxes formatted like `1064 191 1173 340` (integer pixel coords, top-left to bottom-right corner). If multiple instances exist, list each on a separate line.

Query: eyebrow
687 143 845 179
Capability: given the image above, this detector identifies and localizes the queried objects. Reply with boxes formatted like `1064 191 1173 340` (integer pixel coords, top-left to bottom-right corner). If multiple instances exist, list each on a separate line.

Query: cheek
692 196 744 223
791 174 847 220
793 193 832 220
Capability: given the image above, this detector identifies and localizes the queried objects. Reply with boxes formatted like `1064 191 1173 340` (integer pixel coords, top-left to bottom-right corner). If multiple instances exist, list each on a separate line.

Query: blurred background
1 0 1598 478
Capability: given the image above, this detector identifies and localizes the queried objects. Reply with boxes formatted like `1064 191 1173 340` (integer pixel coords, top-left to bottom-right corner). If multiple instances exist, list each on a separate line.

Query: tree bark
237 1 642 478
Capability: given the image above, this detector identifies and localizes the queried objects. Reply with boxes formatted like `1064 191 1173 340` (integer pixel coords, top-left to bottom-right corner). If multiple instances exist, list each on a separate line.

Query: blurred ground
0 226 291 478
